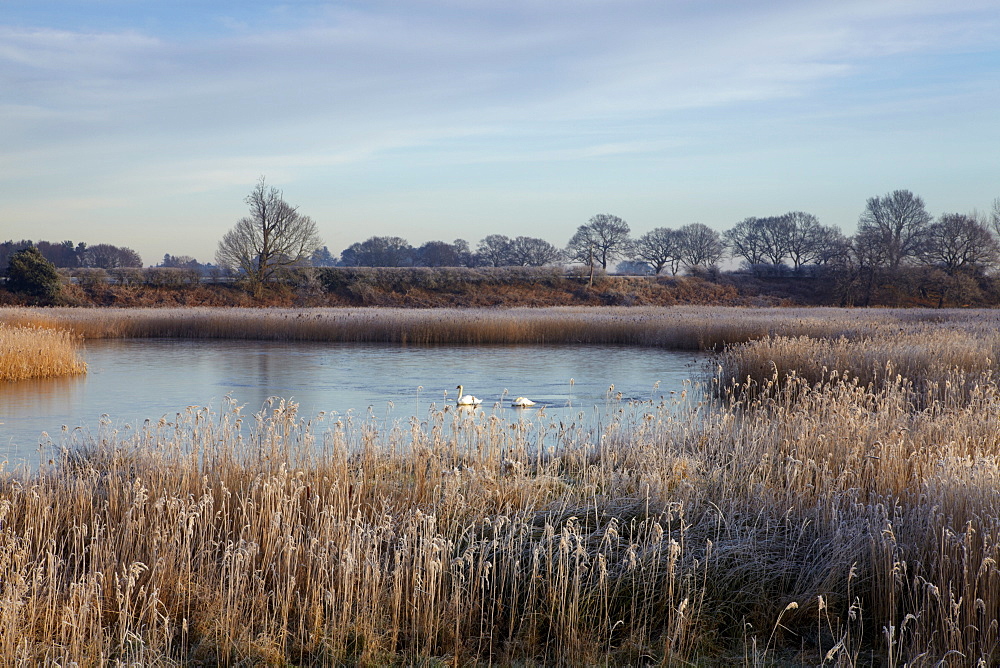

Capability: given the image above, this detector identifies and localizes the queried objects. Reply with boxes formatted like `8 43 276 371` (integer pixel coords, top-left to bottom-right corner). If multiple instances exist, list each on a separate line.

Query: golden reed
0 322 86 381
3 304 994 348
2 305 1000 663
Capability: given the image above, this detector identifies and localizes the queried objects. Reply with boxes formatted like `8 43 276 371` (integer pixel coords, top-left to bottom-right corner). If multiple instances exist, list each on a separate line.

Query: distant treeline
6 188 1000 308
0 240 145 271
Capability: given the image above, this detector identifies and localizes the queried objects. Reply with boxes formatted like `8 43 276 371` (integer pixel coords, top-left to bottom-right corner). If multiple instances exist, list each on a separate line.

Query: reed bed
718 325 1000 410
0 322 87 381
4 362 1000 664
5 306 1000 664
2 305 993 350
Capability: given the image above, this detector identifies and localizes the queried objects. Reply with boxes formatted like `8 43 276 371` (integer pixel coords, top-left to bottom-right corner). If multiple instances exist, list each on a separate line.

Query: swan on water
511 397 536 407
456 384 482 406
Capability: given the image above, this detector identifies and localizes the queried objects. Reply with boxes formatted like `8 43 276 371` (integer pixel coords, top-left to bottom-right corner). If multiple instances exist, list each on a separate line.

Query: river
0 339 705 467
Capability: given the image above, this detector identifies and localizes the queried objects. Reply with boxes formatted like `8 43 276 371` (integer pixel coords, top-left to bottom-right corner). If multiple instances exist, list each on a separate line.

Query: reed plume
0 322 86 381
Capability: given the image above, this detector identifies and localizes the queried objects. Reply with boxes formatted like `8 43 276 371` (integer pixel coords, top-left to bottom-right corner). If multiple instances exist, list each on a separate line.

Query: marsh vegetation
0 304 958 347
2 306 1000 664
0 321 86 381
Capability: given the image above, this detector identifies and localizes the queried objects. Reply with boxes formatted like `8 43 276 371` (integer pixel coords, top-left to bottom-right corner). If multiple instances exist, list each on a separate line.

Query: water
0 339 705 467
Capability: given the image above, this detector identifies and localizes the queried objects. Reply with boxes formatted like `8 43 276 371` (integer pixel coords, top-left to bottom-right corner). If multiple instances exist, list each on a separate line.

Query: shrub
285 267 324 298
109 267 145 286
4 246 61 303
143 267 199 287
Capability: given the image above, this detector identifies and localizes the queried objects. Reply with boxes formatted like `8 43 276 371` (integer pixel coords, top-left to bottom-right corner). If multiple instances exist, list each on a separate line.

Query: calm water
0 340 705 466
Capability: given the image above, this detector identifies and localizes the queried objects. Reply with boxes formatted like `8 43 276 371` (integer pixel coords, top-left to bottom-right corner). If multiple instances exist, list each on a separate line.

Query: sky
2 0 999 266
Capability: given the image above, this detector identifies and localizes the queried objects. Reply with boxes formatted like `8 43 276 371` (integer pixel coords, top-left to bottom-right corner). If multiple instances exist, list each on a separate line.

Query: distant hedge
316 266 567 293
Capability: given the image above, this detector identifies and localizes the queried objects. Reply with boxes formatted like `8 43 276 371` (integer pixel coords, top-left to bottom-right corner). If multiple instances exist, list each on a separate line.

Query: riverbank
5 262 998 309
2 270 759 308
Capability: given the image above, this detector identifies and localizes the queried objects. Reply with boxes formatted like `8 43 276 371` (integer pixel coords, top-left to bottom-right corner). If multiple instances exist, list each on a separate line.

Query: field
2 306 1000 665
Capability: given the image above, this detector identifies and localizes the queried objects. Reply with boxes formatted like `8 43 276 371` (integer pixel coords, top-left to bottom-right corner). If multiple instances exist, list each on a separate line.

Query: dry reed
3 364 1000 663
0 322 87 382
1 305 989 349
718 325 1000 409
3 306 1000 664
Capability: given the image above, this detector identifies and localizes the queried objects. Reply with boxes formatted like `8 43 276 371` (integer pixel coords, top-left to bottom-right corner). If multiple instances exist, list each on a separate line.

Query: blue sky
2 0 999 265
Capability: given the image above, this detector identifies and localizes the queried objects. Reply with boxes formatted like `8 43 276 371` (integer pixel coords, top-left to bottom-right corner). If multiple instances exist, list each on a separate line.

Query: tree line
0 240 143 271
209 181 1000 306
334 234 564 269
219 184 1000 282
6 178 1000 307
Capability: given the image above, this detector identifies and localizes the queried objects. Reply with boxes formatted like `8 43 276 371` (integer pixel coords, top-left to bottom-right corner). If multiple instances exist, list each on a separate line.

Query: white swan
456 384 482 406
511 396 536 407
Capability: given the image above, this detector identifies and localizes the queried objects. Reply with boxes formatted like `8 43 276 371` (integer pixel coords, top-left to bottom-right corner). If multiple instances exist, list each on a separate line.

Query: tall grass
4 360 1000 663
0 322 86 381
718 325 1000 409
5 306 1000 663
2 305 990 349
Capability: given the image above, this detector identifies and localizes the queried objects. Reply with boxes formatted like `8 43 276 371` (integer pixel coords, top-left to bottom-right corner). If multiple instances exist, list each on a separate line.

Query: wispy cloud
1 1 998 259
3 2 996 154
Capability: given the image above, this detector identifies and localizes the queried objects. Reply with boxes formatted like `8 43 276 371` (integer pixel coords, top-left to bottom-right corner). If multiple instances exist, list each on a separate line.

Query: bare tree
757 215 794 266
991 197 1000 238
856 189 931 270
566 214 631 269
507 236 563 266
216 177 323 296
340 236 413 267
810 226 851 266
631 227 683 275
725 214 830 269
922 213 1000 275
843 233 886 306
83 243 143 269
475 235 513 267
724 217 770 268
783 212 843 269
414 239 472 267
452 239 474 267
676 223 726 269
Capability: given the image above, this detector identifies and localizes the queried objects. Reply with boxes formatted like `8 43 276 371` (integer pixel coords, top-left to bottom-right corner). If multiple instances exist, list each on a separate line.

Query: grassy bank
3 307 1000 663
0 322 86 381
1 269 752 308
6 263 999 309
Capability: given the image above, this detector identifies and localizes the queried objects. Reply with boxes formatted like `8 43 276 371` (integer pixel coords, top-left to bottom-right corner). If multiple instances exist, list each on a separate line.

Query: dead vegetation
1 307 1000 664
0 322 86 381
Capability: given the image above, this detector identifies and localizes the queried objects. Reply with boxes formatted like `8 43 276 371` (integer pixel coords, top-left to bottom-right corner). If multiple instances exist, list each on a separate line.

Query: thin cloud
4 3 996 144
1 1 999 262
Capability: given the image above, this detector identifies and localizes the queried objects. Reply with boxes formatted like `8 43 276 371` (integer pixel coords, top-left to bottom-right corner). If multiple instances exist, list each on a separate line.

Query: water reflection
2 374 88 416
0 339 705 467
